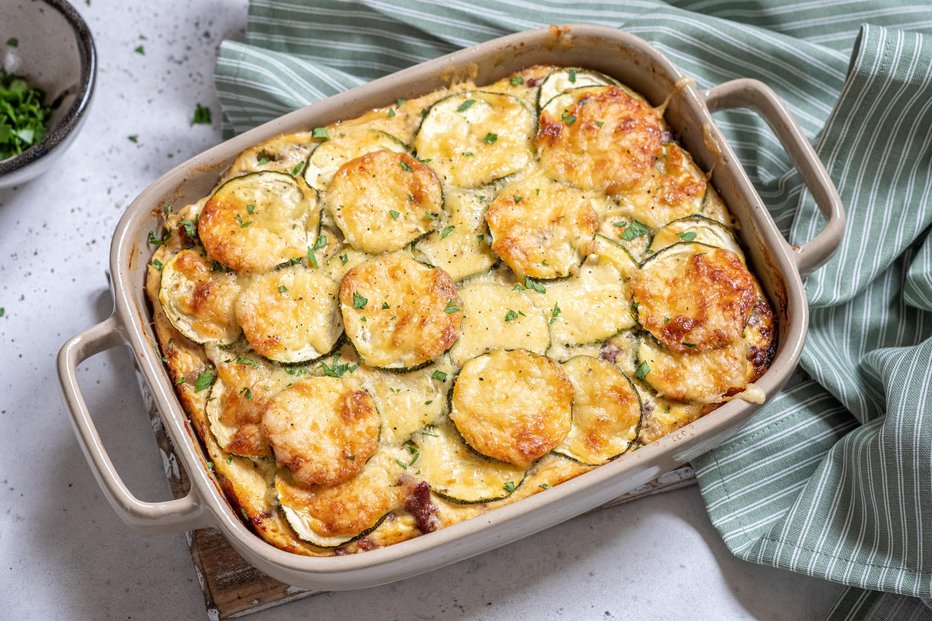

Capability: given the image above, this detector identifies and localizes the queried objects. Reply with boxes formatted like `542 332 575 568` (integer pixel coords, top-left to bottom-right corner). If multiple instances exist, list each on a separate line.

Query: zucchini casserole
145 65 776 555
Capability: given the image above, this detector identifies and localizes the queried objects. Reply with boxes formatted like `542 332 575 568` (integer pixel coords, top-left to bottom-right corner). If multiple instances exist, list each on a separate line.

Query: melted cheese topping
340 252 462 368
198 171 319 273
414 187 497 281
158 248 241 344
450 349 573 467
415 91 536 187
556 356 641 465
263 377 380 487
225 131 320 179
235 266 342 363
485 173 600 279
449 281 550 367
327 151 442 253
633 242 756 353
637 336 751 404
537 86 663 194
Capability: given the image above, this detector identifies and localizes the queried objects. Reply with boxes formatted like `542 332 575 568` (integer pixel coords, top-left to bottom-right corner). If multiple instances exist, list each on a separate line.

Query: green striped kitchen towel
214 2 932 618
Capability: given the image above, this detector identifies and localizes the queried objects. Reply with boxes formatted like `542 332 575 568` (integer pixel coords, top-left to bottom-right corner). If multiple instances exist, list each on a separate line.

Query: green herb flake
503 481 517 493
483 132 498 144
539 483 552 490
462 151 474 157
504 309 521 322
440 225 455 239
457 98 476 112
425 211 438 221
682 342 697 348
444 299 462 314
307 233 328 267
284 367 307 377
562 112 576 126
0 69 52 159
278 285 288 294
387 108 396 118
180 219 197 240
396 98 406 107
513 195 522 203
147 229 171 246
291 161 305 176
206 461 214 470
175 377 186 385
389 209 400 220
6 38 18 48
431 370 448 382
400 160 413 172
635 361 650 381
134 45 145 55
236 357 259 369
677 230 697 242
320 354 358 378
339 252 348 265
194 371 216 392
246 203 256 215
353 292 368 309
235 214 251 228
418 157 432 163
664 316 670 324
612 220 629 228
550 303 561 325
345 454 355 461
510 76 524 86
524 277 546 294
192 103 212 125
595 120 605 128
568 69 577 83
257 155 270 165
620 220 650 241
311 127 329 139
127 134 139 143
150 258 163 272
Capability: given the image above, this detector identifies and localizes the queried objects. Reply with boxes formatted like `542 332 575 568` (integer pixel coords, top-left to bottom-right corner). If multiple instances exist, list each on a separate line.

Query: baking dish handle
703 78 845 276
57 314 209 533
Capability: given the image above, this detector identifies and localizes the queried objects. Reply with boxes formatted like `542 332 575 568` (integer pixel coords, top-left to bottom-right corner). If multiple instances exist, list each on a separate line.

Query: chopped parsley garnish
307 233 327 267
635 360 650 380
561 112 576 126
239 386 253 400
595 120 605 128
539 483 552 490
147 228 171 246
568 69 577 83
524 277 546 294
236 357 259 368
235 214 251 228
151 258 164 271
483 132 498 144
462 151 474 157
406 443 420 466
613 220 628 228
278 285 288 294
457 98 476 112
225 455 233 464
513 194 522 203
387 108 396 118
400 159 413 172
345 454 355 461
6 38 18 48
320 353 357 378
311 127 329 139
444 299 462 314
440 225 455 239
284 367 307 376
0 70 51 160
503 481 517 493
677 230 697 242
134 45 145 55
431 370 448 382
246 203 256 215
550 303 561 325
682 342 697 348
175 377 186 385
504 309 523 322
389 209 400 220
620 220 650 241
396 98 406 107
192 103 212 125
418 157 432 163
352 292 368 309
128 135 139 143
395 458 408 470
381 302 390 309
663 316 670 324
339 252 348 265
194 371 216 392
291 161 305 176
180 219 197 239
257 155 270 165
425 211 438 221
510 76 524 85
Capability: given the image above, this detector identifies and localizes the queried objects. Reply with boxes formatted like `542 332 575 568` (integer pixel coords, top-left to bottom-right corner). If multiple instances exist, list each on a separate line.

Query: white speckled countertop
0 1 844 619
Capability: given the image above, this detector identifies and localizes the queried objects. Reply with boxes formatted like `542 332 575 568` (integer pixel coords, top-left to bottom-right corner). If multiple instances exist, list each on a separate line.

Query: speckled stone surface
0 1 844 619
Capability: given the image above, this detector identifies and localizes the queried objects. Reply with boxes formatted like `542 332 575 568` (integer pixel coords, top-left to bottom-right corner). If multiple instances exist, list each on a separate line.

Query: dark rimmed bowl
0 0 96 188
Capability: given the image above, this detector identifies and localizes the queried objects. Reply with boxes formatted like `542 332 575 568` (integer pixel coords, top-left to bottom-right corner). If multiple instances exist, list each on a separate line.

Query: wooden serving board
143 377 696 620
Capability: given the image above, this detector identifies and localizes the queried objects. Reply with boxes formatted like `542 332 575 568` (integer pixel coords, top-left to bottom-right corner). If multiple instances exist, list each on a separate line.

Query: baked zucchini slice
450 349 573 467
591 233 641 279
303 127 408 190
484 173 600 280
355 360 453 444
326 150 442 253
225 131 319 179
235 265 342 364
203 344 294 458
198 171 319 273
158 248 241 345
648 215 744 262
554 356 641 465
635 335 751 404
413 418 526 504
614 143 709 229
413 187 497 281
537 86 663 194
340 252 462 369
414 91 536 187
537 68 620 109
632 242 756 353
637 391 709 445
262 376 380 487
449 281 550 367
275 446 409 547
530 258 634 357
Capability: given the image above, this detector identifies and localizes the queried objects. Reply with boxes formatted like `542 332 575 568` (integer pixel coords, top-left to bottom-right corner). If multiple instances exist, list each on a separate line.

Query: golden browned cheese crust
340 252 463 369
537 86 664 194
144 64 777 557
450 349 574 467
632 243 756 353
263 377 380 487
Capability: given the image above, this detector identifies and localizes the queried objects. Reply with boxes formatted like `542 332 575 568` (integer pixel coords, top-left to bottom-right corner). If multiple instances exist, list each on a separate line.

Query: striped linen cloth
213 2 932 617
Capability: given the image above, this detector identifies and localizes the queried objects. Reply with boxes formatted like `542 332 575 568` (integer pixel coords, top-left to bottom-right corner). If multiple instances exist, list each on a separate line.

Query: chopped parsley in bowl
0 70 52 161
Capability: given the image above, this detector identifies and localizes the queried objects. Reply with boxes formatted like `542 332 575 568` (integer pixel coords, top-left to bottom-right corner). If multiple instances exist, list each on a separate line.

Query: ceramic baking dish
58 24 844 591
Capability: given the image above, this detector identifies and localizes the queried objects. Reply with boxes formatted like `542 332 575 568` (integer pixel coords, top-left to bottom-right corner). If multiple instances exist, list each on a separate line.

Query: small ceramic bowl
0 0 96 188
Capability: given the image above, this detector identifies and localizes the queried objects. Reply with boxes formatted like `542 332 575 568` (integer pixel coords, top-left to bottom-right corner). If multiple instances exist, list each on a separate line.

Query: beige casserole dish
58 25 843 591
